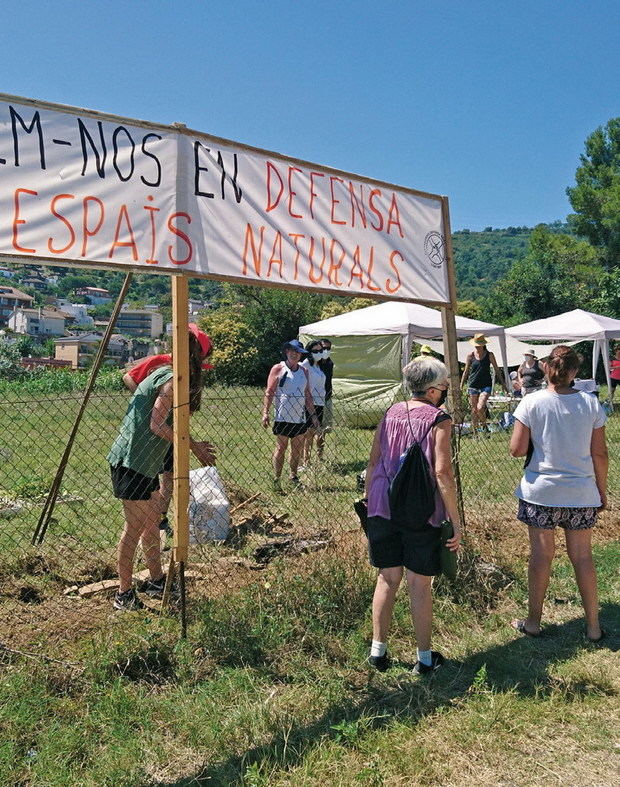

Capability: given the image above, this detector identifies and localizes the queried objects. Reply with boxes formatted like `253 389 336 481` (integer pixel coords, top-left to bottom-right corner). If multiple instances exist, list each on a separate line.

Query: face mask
437 388 448 406
312 352 322 362
322 350 331 358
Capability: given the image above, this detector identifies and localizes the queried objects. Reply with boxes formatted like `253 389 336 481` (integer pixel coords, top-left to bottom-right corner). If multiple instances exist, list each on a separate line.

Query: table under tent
506 308 620 403
299 301 509 426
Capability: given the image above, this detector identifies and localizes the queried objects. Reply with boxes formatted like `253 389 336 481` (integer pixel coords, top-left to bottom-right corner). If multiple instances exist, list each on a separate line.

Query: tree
566 118 620 269
319 297 376 320
456 300 481 320
482 225 603 325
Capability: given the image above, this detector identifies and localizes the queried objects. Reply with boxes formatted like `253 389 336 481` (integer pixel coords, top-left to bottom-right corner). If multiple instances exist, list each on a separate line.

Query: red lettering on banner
365 247 382 292
242 223 265 276
288 233 305 280
329 177 346 225
143 196 160 264
81 196 105 257
348 245 365 287
308 236 326 284
368 189 384 231
12 188 38 253
167 212 193 265
327 239 345 285
309 171 324 219
109 204 139 260
386 250 403 293
48 194 76 254
287 167 303 218
386 194 404 238
266 162 284 211
349 183 367 229
268 232 284 278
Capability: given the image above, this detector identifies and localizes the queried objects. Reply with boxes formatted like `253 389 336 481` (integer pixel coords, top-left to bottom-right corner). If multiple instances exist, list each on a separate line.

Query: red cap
188 323 214 370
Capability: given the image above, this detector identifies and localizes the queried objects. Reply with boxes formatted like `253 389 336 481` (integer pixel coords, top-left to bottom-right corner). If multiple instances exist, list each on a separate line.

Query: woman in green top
108 332 216 610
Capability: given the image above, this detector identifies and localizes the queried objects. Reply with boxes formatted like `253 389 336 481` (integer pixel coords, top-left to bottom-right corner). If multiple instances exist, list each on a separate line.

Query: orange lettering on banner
287 167 303 219
12 188 38 253
167 212 193 265
329 177 346 225
365 247 382 292
349 183 367 229
386 194 404 238
386 250 403 293
308 236 326 284
266 162 284 212
309 171 324 219
327 239 345 285
288 233 305 280
348 245 365 287
368 189 384 231
48 194 76 254
267 232 284 278
242 223 265 276
143 196 160 264
109 204 139 260
81 196 105 257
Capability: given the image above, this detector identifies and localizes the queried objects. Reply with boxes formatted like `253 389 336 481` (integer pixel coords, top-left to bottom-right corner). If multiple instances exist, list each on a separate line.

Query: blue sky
2 1 618 230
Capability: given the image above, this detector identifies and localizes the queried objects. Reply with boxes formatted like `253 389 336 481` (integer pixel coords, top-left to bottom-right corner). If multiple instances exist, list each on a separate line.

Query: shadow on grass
159 602 619 786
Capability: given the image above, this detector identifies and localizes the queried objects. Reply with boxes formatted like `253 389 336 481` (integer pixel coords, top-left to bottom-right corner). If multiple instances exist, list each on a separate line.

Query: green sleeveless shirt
107 366 173 479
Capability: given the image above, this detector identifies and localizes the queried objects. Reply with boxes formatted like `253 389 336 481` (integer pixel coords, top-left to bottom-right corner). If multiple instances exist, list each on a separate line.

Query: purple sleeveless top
367 402 450 527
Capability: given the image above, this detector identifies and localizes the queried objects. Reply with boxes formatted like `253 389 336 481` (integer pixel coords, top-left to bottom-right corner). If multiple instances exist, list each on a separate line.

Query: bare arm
149 380 216 465
510 419 530 457
489 351 507 391
433 419 461 550
122 372 138 393
460 355 471 388
590 426 608 509
364 423 382 497
262 364 282 427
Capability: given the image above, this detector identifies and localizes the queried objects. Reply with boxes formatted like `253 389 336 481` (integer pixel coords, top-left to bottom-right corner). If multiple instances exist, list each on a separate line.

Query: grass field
0 386 618 785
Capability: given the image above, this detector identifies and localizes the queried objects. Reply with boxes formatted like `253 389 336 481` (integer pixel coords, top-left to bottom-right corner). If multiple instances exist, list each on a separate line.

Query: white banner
0 95 450 303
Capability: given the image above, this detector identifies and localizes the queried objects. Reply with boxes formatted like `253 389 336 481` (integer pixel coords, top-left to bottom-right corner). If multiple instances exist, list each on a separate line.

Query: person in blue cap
262 340 320 491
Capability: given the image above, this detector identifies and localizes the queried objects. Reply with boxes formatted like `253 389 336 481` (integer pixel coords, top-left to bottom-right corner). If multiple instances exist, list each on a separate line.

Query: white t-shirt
300 359 326 406
513 389 606 508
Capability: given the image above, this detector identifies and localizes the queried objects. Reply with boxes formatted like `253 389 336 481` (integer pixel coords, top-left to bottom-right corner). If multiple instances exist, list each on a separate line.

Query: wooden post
171 275 191 568
440 197 463 424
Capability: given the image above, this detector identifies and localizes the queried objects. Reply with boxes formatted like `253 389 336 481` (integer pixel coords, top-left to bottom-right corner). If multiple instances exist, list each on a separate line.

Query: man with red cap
122 324 214 534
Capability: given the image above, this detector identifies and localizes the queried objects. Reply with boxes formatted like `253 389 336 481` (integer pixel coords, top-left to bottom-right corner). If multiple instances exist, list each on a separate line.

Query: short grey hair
403 356 449 395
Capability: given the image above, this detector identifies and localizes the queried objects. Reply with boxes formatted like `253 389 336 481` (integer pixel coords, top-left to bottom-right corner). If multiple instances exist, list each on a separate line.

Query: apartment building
8 307 66 337
115 309 164 338
0 286 34 326
54 333 129 369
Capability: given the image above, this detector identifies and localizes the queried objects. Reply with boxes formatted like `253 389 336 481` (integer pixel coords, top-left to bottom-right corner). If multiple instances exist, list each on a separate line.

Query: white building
55 299 95 328
9 307 66 337
116 308 164 338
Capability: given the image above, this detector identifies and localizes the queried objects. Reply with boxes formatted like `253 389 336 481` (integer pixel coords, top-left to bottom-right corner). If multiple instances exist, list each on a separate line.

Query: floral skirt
517 499 597 530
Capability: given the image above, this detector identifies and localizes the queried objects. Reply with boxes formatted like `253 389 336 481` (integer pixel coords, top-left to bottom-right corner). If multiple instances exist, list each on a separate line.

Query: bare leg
316 429 325 460
303 428 316 464
406 570 434 651
565 528 601 640
272 435 288 479
372 567 403 642
289 434 304 477
159 470 173 518
520 527 555 634
469 393 480 431
118 492 163 593
477 391 490 430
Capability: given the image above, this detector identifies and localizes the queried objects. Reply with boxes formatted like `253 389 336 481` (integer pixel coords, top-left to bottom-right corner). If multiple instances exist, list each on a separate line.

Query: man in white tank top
262 340 319 491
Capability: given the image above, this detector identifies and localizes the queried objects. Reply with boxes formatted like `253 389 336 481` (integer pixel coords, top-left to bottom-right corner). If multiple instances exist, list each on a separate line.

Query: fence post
170 275 190 636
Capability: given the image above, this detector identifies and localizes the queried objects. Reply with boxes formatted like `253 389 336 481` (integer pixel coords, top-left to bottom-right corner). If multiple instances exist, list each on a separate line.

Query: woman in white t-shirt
301 339 327 464
509 346 608 642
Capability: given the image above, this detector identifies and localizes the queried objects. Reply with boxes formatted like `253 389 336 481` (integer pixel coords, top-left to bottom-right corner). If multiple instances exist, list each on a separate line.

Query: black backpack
383 408 442 530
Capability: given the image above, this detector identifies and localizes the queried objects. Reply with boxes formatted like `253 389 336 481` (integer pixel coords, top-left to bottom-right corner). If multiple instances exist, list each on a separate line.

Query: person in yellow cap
419 345 433 356
460 334 506 434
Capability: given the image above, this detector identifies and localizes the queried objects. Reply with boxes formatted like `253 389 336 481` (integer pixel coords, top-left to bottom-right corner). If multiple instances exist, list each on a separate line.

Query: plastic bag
188 466 230 543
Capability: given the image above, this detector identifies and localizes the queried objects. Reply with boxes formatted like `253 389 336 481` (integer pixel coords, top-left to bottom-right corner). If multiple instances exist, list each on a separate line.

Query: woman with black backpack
364 357 461 674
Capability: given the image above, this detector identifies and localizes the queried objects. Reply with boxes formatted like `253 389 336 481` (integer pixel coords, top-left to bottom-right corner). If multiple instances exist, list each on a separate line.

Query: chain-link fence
0 385 617 656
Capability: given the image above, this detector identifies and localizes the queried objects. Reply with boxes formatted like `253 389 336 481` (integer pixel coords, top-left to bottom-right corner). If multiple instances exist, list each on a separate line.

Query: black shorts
306 405 324 428
161 445 173 473
273 421 307 438
110 464 159 501
366 515 442 576
612 379 620 391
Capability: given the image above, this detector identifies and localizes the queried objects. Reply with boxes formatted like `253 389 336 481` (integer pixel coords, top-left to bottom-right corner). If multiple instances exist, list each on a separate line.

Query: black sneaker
368 651 391 672
113 588 144 611
144 574 179 600
159 516 173 537
413 651 445 675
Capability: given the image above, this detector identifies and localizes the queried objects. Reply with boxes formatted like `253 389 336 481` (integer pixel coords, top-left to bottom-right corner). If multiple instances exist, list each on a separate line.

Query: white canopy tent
506 309 620 398
300 302 509 422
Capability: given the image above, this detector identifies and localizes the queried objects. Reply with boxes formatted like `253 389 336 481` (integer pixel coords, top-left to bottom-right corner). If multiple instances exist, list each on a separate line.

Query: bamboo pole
168 275 190 630
32 273 133 545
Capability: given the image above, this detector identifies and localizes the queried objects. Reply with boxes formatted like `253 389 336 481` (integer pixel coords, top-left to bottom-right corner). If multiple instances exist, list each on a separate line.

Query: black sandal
511 619 541 637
